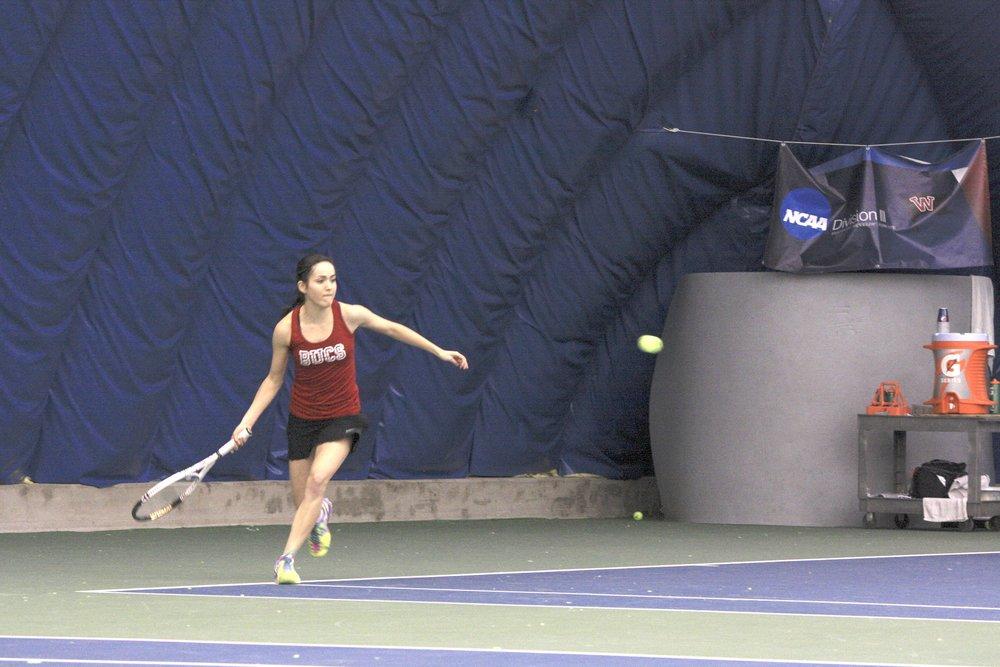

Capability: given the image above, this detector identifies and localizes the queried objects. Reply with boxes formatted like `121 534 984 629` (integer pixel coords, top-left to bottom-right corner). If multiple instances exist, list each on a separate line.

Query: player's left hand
438 350 469 370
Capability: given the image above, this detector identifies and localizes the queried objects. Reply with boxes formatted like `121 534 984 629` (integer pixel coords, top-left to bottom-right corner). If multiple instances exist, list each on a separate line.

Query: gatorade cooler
924 332 996 414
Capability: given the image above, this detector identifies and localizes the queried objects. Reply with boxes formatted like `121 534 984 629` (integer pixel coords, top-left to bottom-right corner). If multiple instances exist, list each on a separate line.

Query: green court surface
2 518 1000 665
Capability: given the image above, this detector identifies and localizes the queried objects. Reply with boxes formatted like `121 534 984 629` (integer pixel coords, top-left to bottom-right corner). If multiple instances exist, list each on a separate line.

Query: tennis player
232 254 468 584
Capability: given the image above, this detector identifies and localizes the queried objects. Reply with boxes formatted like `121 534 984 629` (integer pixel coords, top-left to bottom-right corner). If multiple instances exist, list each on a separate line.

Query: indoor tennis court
3 1 1000 666
3 520 1000 665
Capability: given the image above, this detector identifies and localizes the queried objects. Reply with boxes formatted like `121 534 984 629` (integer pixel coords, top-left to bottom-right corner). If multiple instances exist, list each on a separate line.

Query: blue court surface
0 636 931 666
92 551 1000 623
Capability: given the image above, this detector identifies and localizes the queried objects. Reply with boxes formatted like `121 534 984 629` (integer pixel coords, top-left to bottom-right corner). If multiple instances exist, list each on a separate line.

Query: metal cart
857 413 1000 530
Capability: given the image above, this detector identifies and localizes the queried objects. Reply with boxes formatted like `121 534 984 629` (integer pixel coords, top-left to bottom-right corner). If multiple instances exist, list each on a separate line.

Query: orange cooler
924 333 996 414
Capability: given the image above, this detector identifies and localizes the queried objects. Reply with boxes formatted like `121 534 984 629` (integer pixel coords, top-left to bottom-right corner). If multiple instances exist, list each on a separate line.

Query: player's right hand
232 425 252 449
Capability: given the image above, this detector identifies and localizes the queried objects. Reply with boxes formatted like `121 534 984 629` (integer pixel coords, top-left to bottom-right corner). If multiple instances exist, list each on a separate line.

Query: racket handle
218 427 251 456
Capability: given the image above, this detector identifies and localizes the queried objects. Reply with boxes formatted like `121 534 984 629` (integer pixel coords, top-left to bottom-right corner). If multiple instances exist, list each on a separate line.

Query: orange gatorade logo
940 353 963 380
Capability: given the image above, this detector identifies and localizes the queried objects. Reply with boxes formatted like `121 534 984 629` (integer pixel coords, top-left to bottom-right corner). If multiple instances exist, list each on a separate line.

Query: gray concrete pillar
650 272 993 527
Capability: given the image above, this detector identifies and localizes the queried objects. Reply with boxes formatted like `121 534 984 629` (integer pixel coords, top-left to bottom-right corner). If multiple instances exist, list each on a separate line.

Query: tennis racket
131 428 250 521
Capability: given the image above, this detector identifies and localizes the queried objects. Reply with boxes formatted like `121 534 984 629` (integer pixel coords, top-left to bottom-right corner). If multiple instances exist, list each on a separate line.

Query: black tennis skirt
286 413 368 461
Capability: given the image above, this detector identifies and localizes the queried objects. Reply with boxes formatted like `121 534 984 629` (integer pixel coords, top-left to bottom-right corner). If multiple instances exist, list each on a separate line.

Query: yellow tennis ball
636 335 662 354
632 511 643 521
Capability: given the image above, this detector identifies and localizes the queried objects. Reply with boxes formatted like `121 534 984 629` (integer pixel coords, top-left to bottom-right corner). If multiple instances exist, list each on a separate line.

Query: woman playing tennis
232 254 468 584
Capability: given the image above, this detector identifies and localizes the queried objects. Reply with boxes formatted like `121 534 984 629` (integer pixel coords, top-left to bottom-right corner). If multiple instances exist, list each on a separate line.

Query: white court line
66 589 1000 624
0 660 321 667
81 549 1000 594
0 635 947 667
313 583 1000 612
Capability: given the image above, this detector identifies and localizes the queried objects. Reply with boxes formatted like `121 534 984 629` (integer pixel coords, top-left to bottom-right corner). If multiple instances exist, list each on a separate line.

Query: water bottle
936 307 950 335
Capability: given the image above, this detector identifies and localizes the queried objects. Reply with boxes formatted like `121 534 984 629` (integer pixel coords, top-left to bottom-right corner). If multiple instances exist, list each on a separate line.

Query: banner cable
640 126 1000 148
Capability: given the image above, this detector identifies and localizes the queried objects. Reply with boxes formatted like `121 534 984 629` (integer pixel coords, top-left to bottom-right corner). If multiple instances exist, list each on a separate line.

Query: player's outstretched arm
232 316 292 446
343 303 469 370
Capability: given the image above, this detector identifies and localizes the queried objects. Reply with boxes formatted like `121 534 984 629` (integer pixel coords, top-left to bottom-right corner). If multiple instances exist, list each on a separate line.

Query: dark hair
282 253 334 316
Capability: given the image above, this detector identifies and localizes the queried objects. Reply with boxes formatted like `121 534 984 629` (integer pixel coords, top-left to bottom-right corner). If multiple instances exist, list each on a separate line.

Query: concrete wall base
0 476 660 532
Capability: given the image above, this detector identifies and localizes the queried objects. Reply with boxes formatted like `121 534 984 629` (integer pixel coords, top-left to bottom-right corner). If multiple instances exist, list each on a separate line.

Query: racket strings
133 476 198 520
131 438 238 522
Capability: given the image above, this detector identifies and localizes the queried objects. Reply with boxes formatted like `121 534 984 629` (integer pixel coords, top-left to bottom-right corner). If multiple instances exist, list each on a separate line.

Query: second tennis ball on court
633 511 643 521
636 335 662 354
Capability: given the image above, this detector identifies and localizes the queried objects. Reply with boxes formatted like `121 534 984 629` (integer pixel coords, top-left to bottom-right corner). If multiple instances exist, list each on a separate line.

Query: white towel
922 497 967 522
949 474 990 491
971 275 995 343
920 474 990 522
972 275 995 367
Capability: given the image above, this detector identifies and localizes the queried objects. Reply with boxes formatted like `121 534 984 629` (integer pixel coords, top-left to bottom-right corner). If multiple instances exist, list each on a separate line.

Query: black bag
910 459 966 498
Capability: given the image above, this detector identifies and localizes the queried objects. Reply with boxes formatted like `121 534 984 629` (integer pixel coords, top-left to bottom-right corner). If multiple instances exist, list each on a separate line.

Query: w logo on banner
909 195 935 213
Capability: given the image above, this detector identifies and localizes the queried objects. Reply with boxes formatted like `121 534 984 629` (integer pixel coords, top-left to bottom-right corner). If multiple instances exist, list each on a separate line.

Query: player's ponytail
281 253 334 317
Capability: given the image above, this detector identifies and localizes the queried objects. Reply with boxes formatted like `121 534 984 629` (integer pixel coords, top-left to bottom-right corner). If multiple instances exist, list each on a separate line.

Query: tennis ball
636 335 663 354
632 511 643 521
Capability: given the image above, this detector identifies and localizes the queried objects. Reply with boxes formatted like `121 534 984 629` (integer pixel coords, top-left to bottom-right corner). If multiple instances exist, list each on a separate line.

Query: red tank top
289 301 361 420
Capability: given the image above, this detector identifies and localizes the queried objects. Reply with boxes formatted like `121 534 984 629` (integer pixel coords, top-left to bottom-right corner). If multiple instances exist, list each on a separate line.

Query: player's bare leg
275 439 350 583
276 454 310 584
289 455 312 507
289 452 334 556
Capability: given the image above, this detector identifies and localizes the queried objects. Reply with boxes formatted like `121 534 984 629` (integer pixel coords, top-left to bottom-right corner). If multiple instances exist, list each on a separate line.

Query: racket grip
219 427 251 456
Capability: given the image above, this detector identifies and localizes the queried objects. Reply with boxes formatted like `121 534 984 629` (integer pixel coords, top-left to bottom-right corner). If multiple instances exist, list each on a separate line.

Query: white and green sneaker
274 554 300 585
308 497 332 558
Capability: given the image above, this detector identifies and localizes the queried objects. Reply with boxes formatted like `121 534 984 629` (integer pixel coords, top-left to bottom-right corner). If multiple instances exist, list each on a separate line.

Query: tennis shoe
274 554 300 585
309 498 333 558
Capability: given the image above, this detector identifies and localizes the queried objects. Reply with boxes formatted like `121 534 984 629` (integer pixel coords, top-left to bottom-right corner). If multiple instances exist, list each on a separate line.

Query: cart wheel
989 516 1000 532
862 512 876 528
958 517 976 532
893 514 909 529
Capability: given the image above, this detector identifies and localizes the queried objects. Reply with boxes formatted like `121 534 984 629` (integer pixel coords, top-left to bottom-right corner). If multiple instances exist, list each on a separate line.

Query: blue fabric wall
0 1 996 485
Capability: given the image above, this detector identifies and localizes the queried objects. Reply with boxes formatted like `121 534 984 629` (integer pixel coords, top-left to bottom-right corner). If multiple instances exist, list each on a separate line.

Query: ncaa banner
763 141 991 273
